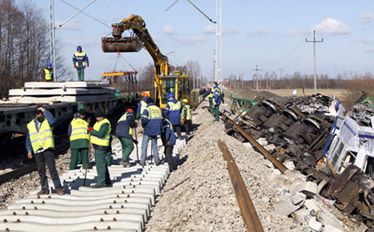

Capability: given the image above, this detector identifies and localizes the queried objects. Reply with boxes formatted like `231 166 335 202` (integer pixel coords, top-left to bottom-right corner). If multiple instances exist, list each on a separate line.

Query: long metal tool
218 139 264 232
221 113 288 174
134 127 139 162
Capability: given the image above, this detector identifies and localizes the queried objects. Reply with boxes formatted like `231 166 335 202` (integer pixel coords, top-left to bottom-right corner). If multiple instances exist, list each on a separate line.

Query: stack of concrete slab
6 81 116 104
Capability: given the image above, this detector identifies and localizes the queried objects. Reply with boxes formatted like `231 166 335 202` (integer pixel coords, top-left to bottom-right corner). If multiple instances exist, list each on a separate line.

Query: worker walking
164 93 182 138
26 106 64 195
140 98 162 166
161 118 177 171
207 88 214 113
89 110 112 188
73 46 89 81
180 98 192 135
212 82 224 122
68 110 90 170
116 108 136 167
136 92 150 120
42 62 53 82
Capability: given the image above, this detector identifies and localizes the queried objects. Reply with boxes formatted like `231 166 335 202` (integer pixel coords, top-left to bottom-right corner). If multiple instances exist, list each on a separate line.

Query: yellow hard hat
182 99 188 103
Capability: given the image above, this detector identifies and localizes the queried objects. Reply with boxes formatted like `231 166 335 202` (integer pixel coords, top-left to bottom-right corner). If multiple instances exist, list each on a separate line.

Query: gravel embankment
146 101 304 232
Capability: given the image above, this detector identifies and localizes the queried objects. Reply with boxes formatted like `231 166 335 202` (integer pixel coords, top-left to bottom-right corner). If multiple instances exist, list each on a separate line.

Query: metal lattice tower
215 0 222 82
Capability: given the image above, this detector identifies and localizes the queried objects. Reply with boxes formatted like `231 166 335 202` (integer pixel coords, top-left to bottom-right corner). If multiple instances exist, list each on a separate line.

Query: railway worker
163 93 182 138
207 87 214 113
26 106 64 195
72 45 89 81
116 108 136 167
68 110 90 170
136 92 150 120
161 118 177 171
212 82 224 122
180 98 192 135
42 62 53 82
89 110 112 188
140 97 163 166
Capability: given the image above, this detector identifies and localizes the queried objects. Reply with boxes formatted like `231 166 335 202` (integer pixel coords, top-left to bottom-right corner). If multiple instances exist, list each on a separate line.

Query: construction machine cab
159 72 190 108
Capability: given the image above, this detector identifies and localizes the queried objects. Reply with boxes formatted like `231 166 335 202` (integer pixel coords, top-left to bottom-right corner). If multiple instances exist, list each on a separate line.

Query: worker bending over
89 110 112 188
140 98 163 166
180 98 192 135
26 106 64 195
161 118 177 171
72 46 89 81
116 108 136 167
68 110 90 170
164 93 182 138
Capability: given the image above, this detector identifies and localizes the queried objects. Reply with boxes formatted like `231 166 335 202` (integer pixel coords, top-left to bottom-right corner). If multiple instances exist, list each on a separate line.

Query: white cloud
361 13 374 24
173 35 204 45
55 20 81 31
163 25 175 36
247 29 274 38
313 18 351 35
203 24 215 34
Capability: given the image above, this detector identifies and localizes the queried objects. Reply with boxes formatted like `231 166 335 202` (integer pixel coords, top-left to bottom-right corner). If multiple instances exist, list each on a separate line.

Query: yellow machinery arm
102 15 169 89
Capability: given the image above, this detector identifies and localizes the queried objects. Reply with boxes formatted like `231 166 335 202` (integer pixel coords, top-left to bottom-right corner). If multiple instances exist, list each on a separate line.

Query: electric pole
49 0 56 81
215 0 222 82
253 65 261 91
306 30 323 92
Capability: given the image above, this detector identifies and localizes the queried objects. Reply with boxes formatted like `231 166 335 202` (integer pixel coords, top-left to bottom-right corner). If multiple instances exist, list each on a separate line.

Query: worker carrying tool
72 45 89 81
68 110 90 170
212 82 224 122
180 98 192 135
25 106 64 196
163 93 182 138
161 118 177 171
140 97 163 166
42 62 53 82
89 110 112 188
116 108 137 167
136 92 150 120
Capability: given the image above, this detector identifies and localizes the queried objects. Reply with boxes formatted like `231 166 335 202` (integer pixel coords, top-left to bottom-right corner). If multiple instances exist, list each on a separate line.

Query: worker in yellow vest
89 110 112 188
26 106 64 195
42 62 53 82
180 98 192 135
73 46 89 81
68 110 90 170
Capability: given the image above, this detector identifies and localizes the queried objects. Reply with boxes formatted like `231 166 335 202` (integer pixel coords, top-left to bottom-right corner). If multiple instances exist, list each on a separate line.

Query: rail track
218 139 264 232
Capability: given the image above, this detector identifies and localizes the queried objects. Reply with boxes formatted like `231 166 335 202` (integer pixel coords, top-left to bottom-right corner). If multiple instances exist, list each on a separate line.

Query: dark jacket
141 103 162 136
164 98 181 126
213 86 223 106
115 112 135 138
162 119 176 146
25 110 55 153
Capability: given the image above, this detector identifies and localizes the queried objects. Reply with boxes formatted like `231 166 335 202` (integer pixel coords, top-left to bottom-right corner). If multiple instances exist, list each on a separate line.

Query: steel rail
221 113 288 174
218 139 264 232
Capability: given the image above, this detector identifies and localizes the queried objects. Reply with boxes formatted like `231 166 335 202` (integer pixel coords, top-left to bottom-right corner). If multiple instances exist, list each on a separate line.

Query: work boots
52 187 64 195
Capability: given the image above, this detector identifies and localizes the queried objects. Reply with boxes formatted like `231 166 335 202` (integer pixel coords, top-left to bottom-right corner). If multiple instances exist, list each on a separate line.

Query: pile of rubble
224 93 373 231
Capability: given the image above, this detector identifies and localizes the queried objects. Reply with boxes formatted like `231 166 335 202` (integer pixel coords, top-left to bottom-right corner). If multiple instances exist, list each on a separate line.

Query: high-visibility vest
208 93 213 99
181 105 191 120
117 113 134 136
167 101 181 111
164 118 173 130
27 119 54 153
140 100 147 115
43 68 52 81
74 51 87 68
90 118 111 147
70 118 89 141
147 105 162 120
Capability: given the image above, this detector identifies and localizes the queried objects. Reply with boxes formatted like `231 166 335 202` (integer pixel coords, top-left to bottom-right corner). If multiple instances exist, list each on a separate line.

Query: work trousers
35 150 62 191
119 137 134 161
184 120 192 135
164 145 177 171
140 135 159 164
70 148 89 170
173 125 182 138
77 69 85 81
208 98 213 113
214 105 220 121
94 148 111 186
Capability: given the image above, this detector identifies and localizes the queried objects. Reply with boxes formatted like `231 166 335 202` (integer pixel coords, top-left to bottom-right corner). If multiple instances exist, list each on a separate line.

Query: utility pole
306 30 323 92
215 0 222 82
49 0 56 81
253 65 261 91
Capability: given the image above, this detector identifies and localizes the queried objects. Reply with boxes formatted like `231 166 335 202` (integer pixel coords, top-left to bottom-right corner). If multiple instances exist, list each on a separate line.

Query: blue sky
35 0 374 80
